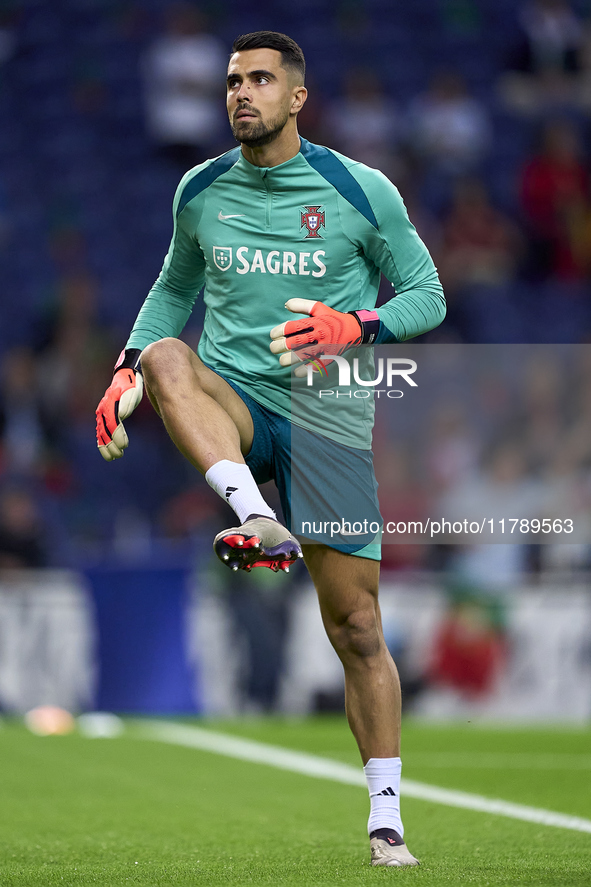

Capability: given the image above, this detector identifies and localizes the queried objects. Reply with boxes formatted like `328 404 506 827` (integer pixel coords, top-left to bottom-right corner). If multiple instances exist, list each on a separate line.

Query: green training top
127 138 445 449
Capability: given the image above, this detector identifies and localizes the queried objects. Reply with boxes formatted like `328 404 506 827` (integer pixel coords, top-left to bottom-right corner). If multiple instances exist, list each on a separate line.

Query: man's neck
240 128 301 168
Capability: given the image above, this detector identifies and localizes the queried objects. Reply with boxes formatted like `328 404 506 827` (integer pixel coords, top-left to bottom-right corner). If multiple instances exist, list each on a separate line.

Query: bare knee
141 338 193 381
140 339 211 405
325 607 383 662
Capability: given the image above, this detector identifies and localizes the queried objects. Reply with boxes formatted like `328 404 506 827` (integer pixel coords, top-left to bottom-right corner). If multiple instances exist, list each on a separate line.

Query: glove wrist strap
349 309 380 345
114 348 142 374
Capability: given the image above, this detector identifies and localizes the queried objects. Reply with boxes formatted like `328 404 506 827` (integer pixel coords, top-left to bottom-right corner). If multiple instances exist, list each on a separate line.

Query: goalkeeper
96 31 445 868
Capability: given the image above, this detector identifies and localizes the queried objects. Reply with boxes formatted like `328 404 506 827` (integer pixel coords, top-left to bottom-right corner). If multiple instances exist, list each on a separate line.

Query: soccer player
96 31 446 867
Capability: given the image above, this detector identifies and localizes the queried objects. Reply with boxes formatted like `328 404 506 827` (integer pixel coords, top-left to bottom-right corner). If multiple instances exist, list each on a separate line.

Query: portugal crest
301 206 325 239
213 246 232 271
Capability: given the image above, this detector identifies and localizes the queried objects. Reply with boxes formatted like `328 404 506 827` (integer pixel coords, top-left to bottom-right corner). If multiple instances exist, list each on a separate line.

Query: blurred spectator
408 70 491 176
428 594 507 697
536 348 591 568
0 486 48 569
437 177 523 296
37 272 113 443
325 67 405 179
501 0 584 114
515 351 564 469
423 400 480 495
0 347 47 475
538 445 591 570
563 348 591 462
515 0 583 74
437 441 544 587
141 4 228 170
519 119 590 280
448 442 542 524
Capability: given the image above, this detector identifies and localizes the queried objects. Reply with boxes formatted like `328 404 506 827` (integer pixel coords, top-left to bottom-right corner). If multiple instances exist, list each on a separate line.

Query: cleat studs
237 539 244 547
222 554 229 561
283 566 290 573
232 565 238 571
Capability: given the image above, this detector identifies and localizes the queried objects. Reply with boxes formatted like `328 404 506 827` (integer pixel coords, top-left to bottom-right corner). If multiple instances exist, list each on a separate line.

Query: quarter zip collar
236 140 309 182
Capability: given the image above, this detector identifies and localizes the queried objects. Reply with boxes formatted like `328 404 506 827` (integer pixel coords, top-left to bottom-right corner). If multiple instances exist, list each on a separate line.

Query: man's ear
291 86 307 115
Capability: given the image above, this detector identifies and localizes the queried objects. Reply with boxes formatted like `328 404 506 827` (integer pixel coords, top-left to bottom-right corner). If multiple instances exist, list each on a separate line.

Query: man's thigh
143 338 255 456
191 352 255 455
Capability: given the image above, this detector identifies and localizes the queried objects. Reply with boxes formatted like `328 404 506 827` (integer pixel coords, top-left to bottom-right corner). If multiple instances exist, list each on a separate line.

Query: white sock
364 757 403 837
205 460 276 524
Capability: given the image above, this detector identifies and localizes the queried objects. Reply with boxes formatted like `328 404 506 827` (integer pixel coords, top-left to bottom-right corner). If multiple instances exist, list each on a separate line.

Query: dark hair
231 31 305 83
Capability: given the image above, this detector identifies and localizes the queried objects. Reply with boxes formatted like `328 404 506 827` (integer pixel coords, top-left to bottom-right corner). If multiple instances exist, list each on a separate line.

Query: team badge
301 206 325 239
213 246 232 271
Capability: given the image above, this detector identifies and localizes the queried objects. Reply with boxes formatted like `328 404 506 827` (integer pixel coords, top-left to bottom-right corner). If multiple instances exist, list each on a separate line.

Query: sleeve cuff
351 309 381 344
115 348 143 372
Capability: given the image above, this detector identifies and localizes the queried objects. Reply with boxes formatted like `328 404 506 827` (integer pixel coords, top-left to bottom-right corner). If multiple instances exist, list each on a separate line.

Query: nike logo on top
218 211 245 220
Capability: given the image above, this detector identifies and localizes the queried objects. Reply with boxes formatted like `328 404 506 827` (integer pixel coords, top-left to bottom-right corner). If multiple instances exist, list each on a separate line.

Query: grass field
0 715 590 886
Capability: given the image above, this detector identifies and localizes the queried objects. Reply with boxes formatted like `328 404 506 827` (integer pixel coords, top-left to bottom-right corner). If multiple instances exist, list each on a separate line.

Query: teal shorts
219 375 382 562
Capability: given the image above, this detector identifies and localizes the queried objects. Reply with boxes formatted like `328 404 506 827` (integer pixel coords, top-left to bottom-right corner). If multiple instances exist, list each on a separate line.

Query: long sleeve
350 165 446 343
126 177 207 351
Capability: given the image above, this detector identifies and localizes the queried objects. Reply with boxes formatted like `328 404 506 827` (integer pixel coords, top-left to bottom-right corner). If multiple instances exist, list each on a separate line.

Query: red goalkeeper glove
96 349 143 461
269 298 380 375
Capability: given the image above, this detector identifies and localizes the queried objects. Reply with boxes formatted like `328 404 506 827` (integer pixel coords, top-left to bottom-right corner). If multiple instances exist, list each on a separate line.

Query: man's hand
269 299 380 375
96 350 143 462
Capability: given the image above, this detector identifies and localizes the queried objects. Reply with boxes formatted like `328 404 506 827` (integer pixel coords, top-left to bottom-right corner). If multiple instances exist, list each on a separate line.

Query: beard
231 107 290 148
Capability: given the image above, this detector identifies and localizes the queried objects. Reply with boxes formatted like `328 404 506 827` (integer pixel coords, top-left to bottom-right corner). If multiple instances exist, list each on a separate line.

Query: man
96 31 445 867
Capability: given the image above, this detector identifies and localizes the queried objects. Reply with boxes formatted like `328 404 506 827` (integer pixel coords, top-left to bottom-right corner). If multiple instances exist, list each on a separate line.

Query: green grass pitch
0 716 590 886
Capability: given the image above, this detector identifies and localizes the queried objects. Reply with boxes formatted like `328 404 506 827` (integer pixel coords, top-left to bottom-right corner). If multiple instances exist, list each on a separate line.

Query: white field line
137 720 591 835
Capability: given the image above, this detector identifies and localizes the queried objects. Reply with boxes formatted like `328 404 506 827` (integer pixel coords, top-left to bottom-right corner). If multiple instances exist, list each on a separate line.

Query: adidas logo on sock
225 486 238 500
379 787 397 796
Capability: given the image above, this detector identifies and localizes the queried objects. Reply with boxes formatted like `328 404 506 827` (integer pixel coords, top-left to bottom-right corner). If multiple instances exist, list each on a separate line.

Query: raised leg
140 337 254 473
141 337 301 572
